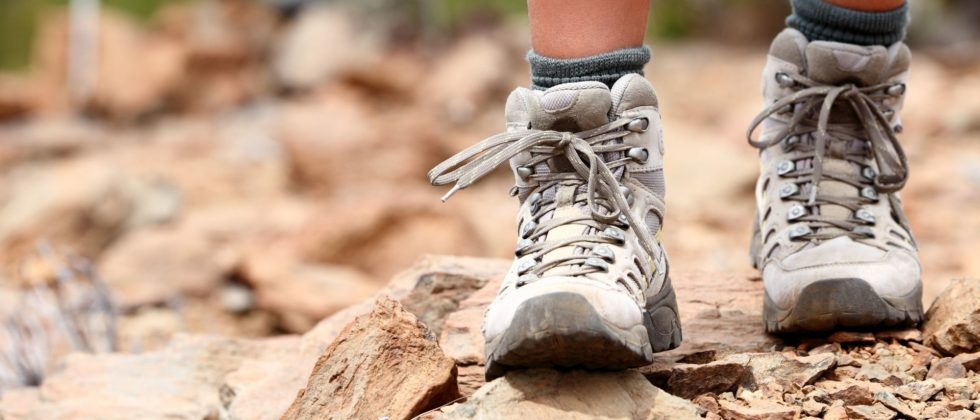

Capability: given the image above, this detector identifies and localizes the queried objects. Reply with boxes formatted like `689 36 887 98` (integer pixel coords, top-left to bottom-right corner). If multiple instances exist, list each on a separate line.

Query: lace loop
746 72 910 241
428 118 657 275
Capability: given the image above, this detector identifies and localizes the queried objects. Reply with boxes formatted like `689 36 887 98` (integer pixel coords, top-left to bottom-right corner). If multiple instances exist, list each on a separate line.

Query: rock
272 6 379 90
801 399 827 417
434 369 701 420
895 379 944 401
639 360 747 399
846 404 897 420
875 391 922 420
241 252 379 333
875 329 924 342
923 279 980 355
0 334 299 419
0 158 178 260
401 261 498 336
419 34 513 125
815 381 875 405
856 363 907 386
952 351 980 372
828 331 877 344
717 399 800 420
928 357 968 380
282 297 459 420
721 352 836 391
940 378 975 400
921 404 950 419
823 402 848 420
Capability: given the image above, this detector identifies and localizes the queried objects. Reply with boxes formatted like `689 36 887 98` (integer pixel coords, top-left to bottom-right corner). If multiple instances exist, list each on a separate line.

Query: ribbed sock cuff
787 0 909 46
527 46 651 90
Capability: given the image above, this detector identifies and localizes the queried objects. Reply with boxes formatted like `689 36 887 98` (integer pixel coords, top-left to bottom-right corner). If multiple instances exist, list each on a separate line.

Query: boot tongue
804 41 889 86
529 82 612 132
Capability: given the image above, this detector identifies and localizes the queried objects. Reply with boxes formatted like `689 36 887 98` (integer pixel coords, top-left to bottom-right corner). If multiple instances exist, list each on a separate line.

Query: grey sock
787 0 909 46
527 46 651 90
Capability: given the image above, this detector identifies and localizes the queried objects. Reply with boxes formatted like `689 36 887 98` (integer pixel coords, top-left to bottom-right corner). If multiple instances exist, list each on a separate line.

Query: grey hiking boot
748 28 923 333
429 74 682 379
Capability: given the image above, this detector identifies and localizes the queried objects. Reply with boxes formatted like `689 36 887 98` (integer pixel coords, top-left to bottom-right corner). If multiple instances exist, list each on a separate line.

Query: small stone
816 381 875 405
895 379 944 402
948 409 980 420
922 404 949 418
802 399 827 416
721 352 836 391
922 279 980 355
875 391 921 420
718 399 800 420
952 351 980 372
929 357 968 380
941 378 975 400
949 400 974 411
639 360 747 399
908 365 929 381
809 343 841 354
828 331 876 344
846 403 897 420
824 402 848 420
856 363 905 386
875 329 923 342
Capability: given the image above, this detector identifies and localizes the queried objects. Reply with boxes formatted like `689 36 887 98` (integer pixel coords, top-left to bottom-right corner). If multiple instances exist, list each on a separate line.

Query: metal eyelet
515 238 534 256
776 160 795 176
862 167 876 180
852 226 875 238
601 227 626 244
893 124 903 133
515 273 538 288
616 213 630 228
787 204 807 221
516 256 536 275
517 166 534 181
618 185 634 206
781 135 800 152
861 186 879 201
519 220 537 238
584 257 609 271
627 147 649 163
789 224 812 240
855 208 876 224
775 72 795 88
886 83 906 96
779 183 799 199
592 245 615 262
627 118 649 133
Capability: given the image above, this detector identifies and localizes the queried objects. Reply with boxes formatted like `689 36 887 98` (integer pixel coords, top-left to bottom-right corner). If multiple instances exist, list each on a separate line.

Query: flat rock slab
432 369 701 420
923 279 980 355
283 297 459 420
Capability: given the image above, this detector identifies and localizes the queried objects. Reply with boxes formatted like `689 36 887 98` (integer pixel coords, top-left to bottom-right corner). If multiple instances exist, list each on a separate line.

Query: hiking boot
748 28 923 333
429 74 682 379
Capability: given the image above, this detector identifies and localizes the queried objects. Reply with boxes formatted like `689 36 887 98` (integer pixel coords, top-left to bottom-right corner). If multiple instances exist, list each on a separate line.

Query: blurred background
0 0 978 392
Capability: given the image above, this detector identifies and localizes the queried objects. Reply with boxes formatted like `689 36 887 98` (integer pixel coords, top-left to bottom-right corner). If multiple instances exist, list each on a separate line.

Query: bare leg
528 0 650 59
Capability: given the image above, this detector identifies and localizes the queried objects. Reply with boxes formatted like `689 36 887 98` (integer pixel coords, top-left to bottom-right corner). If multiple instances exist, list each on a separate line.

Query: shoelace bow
428 118 657 276
747 72 910 240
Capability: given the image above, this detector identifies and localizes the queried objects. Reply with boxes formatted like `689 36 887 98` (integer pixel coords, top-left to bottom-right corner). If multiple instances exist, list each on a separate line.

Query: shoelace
747 72 910 240
428 118 657 277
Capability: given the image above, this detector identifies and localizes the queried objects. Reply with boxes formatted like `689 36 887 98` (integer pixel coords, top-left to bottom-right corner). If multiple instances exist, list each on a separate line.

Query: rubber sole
484 277 682 380
763 277 923 333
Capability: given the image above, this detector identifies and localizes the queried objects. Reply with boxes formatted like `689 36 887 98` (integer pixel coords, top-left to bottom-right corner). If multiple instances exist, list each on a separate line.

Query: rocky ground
0 0 979 419
1 256 979 419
